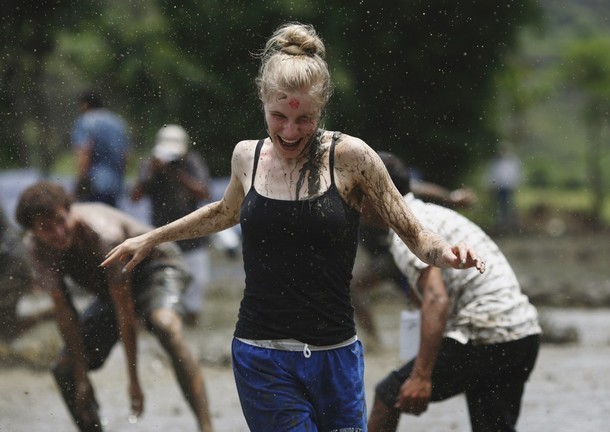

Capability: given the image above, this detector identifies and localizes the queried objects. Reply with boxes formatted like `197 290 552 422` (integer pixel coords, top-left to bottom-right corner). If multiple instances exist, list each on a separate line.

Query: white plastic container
399 309 421 361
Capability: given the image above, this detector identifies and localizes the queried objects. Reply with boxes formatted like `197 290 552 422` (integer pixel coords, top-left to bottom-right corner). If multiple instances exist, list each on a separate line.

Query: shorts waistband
236 335 358 358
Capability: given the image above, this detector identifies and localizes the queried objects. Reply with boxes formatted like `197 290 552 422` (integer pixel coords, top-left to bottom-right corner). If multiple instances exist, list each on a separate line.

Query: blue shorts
232 337 366 432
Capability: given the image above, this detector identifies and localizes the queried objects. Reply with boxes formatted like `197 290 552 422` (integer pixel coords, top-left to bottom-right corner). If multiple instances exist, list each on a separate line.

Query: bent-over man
16 181 213 432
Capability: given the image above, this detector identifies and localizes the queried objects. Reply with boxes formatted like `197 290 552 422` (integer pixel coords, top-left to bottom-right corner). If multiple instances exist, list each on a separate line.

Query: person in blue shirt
72 91 131 207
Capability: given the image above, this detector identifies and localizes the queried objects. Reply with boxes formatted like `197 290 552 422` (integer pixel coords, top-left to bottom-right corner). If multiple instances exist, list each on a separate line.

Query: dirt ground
1 232 610 431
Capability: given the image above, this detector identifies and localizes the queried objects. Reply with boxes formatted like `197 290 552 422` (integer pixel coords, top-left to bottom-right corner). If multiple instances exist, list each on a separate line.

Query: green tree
562 35 610 223
0 0 101 172
320 1 541 185
1 0 541 182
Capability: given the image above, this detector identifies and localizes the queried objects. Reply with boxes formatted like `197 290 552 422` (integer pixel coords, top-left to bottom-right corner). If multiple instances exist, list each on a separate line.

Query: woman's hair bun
270 23 325 59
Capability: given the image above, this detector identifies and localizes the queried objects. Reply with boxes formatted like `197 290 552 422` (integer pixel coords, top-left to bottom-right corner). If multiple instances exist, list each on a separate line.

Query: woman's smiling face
264 89 321 159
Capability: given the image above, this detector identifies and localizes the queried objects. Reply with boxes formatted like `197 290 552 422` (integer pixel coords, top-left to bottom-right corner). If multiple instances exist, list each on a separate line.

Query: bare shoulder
72 203 149 241
232 139 262 169
333 132 368 153
333 133 382 180
231 139 261 188
330 133 377 208
233 139 260 156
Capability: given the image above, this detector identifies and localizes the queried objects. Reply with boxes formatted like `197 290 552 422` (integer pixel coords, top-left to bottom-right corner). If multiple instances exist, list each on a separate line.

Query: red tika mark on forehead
288 98 300 109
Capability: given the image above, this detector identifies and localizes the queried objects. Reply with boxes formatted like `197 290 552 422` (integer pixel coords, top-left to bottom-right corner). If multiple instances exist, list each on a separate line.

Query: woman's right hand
101 234 155 272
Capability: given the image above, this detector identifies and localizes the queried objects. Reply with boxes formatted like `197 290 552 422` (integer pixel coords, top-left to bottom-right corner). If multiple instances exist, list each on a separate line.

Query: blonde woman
103 22 484 432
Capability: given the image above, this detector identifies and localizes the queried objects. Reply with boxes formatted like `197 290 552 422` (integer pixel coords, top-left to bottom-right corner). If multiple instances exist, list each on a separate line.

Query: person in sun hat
131 124 212 326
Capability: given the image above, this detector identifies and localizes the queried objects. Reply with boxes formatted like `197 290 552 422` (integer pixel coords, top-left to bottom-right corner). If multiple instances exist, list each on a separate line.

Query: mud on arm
357 150 484 272
43 273 96 413
354 148 452 267
102 142 247 272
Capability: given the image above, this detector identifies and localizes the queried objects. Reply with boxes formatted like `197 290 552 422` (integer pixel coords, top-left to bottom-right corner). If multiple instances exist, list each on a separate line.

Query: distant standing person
485 141 522 233
102 22 485 432
15 181 214 432
367 153 540 432
131 124 212 326
72 90 131 207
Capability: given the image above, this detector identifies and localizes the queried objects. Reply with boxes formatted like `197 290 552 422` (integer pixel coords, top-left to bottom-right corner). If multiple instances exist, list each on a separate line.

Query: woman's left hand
443 243 485 273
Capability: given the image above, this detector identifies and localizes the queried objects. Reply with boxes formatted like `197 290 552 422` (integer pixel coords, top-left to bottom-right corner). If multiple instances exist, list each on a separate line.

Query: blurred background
2 3 610 430
1 0 609 232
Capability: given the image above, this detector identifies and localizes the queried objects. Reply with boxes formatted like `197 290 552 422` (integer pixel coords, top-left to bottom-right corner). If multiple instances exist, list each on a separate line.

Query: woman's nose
282 121 299 138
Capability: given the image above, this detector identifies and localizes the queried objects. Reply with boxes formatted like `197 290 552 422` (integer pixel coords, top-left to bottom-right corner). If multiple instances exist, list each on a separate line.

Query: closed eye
270 112 286 119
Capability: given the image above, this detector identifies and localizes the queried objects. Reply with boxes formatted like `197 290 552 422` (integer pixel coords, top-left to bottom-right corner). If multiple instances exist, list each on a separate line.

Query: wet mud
2 233 610 431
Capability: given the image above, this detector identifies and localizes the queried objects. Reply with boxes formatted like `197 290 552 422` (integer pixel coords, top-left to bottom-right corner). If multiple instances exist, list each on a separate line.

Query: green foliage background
1 0 540 184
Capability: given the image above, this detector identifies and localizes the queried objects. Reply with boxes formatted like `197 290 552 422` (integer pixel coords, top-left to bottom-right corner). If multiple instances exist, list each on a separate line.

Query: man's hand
394 372 432 415
74 374 95 414
129 381 145 418
448 188 477 208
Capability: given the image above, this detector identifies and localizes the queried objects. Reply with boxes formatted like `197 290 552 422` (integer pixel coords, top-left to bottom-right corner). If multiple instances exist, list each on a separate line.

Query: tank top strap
251 139 265 188
329 131 342 186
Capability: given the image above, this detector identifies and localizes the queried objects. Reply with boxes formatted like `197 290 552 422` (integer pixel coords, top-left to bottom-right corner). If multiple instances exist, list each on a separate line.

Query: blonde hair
256 23 333 109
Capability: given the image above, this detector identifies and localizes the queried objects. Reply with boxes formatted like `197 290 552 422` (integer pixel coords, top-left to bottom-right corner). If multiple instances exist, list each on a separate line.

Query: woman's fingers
450 243 485 274
101 243 135 270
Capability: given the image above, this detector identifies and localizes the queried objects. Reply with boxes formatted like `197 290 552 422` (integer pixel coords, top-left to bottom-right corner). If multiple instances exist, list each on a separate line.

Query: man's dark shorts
78 266 188 370
375 334 540 407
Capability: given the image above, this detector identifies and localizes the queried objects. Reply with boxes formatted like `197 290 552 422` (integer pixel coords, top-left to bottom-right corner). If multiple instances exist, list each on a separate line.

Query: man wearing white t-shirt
368 153 541 432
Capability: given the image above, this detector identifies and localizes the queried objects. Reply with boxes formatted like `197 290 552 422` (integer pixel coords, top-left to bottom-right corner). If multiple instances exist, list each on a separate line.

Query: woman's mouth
279 137 301 149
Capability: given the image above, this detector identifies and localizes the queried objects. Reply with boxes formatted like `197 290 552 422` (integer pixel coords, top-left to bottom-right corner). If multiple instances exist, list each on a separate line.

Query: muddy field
1 232 610 431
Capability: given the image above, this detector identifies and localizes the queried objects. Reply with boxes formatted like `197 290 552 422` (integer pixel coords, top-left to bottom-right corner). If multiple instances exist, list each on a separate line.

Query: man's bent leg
51 298 117 432
148 307 214 432
52 355 102 432
370 338 477 432
465 335 540 432
368 396 401 432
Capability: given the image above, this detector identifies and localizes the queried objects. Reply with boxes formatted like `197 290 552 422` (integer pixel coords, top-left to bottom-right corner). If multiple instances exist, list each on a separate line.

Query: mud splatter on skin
256 131 329 201
350 147 451 268
295 129 325 200
155 201 238 246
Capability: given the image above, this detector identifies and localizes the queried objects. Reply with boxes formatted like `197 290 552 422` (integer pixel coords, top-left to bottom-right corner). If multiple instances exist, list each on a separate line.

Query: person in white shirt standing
368 152 540 432
485 141 523 233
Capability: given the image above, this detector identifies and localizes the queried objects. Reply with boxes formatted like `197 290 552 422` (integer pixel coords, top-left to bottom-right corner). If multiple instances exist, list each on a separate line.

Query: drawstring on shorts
303 344 312 358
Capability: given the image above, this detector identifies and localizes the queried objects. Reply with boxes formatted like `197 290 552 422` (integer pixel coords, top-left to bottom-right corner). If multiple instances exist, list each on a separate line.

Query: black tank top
235 132 360 345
